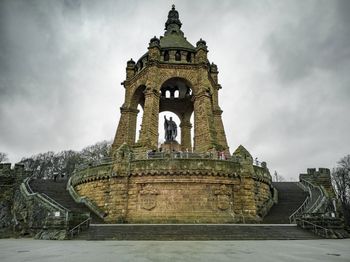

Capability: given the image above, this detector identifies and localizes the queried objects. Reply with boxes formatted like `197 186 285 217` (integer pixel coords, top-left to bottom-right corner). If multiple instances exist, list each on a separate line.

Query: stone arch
156 69 199 96
129 85 146 110
159 77 194 150
164 50 169 61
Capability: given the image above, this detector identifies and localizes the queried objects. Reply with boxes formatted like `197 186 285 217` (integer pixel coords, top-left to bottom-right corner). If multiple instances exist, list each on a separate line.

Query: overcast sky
0 0 349 179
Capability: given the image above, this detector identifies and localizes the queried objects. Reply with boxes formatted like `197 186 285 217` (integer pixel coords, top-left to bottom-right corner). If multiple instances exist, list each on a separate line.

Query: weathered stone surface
73 151 273 223
73 6 275 224
111 6 229 154
0 163 31 238
300 168 335 197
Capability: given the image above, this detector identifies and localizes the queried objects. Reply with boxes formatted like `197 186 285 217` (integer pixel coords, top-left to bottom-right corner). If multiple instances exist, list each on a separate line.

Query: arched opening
130 85 146 144
186 52 192 62
160 77 193 100
164 50 169 61
159 77 194 151
175 51 181 61
135 104 143 142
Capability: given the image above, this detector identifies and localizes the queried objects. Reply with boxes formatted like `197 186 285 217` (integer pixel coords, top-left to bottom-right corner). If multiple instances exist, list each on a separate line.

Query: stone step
29 179 104 223
263 182 308 224
84 224 320 240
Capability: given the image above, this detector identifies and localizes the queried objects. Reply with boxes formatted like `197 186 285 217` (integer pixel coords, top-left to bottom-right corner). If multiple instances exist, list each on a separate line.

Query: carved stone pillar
213 108 229 153
138 88 160 148
112 106 139 151
193 91 217 152
180 120 192 151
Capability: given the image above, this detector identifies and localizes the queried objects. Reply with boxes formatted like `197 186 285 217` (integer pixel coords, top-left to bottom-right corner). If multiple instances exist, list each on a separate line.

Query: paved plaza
0 239 349 262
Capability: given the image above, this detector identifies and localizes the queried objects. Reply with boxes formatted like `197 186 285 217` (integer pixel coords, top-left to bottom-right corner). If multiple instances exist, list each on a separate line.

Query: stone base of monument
72 144 275 224
160 140 181 153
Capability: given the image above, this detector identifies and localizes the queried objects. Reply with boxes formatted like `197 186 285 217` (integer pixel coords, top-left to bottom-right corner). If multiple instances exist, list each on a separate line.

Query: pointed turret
165 4 182 31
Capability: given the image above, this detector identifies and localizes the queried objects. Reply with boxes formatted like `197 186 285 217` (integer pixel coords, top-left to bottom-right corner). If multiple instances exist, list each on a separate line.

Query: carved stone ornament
215 185 232 210
139 184 159 211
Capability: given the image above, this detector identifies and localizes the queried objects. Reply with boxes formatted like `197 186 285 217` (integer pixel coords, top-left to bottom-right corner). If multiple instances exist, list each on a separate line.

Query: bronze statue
164 116 177 141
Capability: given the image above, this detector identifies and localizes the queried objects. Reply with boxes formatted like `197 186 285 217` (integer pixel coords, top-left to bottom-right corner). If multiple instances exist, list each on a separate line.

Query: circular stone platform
70 151 273 224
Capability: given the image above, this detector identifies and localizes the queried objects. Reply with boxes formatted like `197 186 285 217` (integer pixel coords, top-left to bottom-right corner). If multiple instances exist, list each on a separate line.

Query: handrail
24 176 34 194
301 179 325 213
289 179 336 238
21 177 70 226
296 217 330 238
41 193 70 212
289 181 312 223
69 217 91 238
297 180 313 202
289 191 310 223
289 179 328 223
67 176 107 219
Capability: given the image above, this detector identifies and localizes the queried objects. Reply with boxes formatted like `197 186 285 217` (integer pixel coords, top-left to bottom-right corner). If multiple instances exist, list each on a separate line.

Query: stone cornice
71 159 272 187
120 106 139 114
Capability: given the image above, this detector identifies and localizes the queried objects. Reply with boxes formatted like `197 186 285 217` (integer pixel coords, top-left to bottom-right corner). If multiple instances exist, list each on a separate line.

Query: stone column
112 106 139 151
138 87 160 149
180 120 192 151
169 50 176 63
213 108 230 154
193 91 217 152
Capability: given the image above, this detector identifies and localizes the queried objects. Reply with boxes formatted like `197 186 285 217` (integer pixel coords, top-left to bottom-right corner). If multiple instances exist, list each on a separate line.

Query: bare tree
332 155 350 225
0 152 9 163
80 140 111 163
272 171 286 182
19 140 112 179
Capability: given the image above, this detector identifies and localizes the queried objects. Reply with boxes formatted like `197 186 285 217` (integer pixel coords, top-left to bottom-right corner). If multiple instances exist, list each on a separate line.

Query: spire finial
165 4 182 31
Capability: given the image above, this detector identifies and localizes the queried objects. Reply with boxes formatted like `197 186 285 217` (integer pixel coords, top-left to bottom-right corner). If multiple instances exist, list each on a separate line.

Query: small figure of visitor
185 148 189 158
220 151 226 160
255 157 259 166
53 173 58 182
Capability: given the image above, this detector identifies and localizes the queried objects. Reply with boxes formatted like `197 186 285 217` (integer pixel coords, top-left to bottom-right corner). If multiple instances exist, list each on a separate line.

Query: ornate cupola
165 4 182 31
112 5 229 154
73 5 274 226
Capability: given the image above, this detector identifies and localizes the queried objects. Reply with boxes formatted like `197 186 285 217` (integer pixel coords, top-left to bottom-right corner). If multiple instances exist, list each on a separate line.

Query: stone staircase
83 224 320 240
263 182 308 224
80 182 316 240
29 180 319 240
29 179 103 223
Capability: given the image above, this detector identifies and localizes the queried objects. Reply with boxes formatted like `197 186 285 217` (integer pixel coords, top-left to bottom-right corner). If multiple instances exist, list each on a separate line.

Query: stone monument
70 5 274 224
161 115 181 153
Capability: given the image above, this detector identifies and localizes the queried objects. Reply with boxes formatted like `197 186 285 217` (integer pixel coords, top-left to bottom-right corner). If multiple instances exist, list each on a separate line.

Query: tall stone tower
112 5 229 154
72 5 274 224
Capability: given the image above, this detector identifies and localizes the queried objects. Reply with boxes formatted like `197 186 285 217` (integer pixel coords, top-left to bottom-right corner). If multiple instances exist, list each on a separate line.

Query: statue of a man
164 116 177 141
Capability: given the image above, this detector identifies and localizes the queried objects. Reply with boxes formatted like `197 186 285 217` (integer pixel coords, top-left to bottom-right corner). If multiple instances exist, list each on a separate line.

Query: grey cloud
0 0 349 180
265 0 350 83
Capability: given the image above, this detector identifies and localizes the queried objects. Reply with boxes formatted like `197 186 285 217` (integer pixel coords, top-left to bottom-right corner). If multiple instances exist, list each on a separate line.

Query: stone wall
73 158 273 224
0 163 30 238
0 163 74 239
299 168 335 197
75 177 128 223
253 166 274 218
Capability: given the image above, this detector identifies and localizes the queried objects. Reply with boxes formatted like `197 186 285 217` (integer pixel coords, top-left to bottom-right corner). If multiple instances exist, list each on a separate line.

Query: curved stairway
263 182 308 224
29 179 103 223
82 181 317 240
29 180 319 240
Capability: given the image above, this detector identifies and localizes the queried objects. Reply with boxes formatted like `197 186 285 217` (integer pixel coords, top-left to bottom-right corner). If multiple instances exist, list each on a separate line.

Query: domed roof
160 33 195 51
159 5 195 51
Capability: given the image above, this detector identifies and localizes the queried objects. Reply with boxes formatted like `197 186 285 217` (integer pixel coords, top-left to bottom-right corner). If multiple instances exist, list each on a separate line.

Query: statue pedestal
161 141 181 153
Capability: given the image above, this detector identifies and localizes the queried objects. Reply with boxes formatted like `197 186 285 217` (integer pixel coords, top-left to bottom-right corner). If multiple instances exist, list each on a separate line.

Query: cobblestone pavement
1 239 349 262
